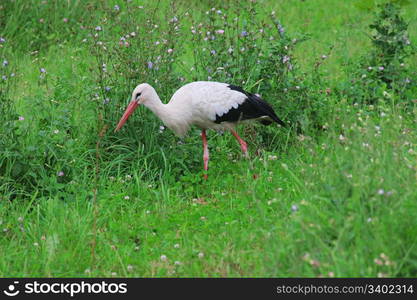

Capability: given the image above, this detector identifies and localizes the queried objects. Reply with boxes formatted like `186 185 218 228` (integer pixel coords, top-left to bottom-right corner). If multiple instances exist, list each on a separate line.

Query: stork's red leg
202 130 209 180
230 129 248 157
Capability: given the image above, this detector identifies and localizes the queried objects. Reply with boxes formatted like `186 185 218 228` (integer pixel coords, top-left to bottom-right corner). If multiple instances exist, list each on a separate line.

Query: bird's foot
240 143 248 158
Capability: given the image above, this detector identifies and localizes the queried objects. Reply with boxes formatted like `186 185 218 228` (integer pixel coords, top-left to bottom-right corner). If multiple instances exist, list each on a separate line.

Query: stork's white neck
142 93 166 117
142 91 190 137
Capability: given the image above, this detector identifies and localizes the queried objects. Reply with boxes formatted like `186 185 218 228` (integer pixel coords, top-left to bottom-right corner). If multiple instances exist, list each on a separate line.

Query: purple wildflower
57 171 65 177
241 31 248 37
0 37 5 43
104 86 111 92
114 5 120 11
147 61 153 69
18 116 25 121
278 23 285 35
282 55 290 64
40 68 46 73
2 60 8 67
95 26 102 31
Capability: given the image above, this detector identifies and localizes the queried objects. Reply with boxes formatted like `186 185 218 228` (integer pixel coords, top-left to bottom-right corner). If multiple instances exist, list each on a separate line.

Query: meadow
0 0 416 277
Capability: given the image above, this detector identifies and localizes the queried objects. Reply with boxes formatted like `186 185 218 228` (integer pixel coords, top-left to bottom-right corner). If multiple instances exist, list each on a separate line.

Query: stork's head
115 83 155 132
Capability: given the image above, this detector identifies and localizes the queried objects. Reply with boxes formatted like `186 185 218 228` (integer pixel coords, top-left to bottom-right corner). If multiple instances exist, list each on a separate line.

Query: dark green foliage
345 2 416 104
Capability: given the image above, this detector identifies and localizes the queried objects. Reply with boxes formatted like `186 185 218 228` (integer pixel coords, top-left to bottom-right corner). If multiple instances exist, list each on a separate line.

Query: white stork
115 81 286 179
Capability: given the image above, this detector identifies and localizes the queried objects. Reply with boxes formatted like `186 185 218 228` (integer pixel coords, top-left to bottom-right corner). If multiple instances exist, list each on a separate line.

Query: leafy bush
345 1 416 105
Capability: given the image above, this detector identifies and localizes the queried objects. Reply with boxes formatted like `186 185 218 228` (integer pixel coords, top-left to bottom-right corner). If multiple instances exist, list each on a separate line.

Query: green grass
1 0 417 277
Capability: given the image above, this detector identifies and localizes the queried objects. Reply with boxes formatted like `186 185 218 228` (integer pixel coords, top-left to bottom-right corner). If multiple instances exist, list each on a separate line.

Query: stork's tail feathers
247 93 286 128
227 84 286 128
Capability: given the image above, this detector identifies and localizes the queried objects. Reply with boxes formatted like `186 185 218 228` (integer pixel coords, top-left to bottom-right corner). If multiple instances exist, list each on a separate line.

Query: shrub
345 1 416 105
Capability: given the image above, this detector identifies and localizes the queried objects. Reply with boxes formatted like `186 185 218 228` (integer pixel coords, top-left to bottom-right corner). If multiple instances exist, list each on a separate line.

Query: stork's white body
140 81 249 137
115 81 285 179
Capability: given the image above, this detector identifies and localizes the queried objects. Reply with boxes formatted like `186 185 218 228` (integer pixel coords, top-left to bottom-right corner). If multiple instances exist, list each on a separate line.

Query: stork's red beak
115 100 139 132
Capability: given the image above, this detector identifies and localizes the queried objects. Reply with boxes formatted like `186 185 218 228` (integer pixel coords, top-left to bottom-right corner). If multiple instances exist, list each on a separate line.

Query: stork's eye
135 92 141 99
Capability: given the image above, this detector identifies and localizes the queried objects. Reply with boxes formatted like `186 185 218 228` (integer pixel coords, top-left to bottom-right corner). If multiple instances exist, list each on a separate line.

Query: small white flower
160 255 167 261
198 252 204 258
